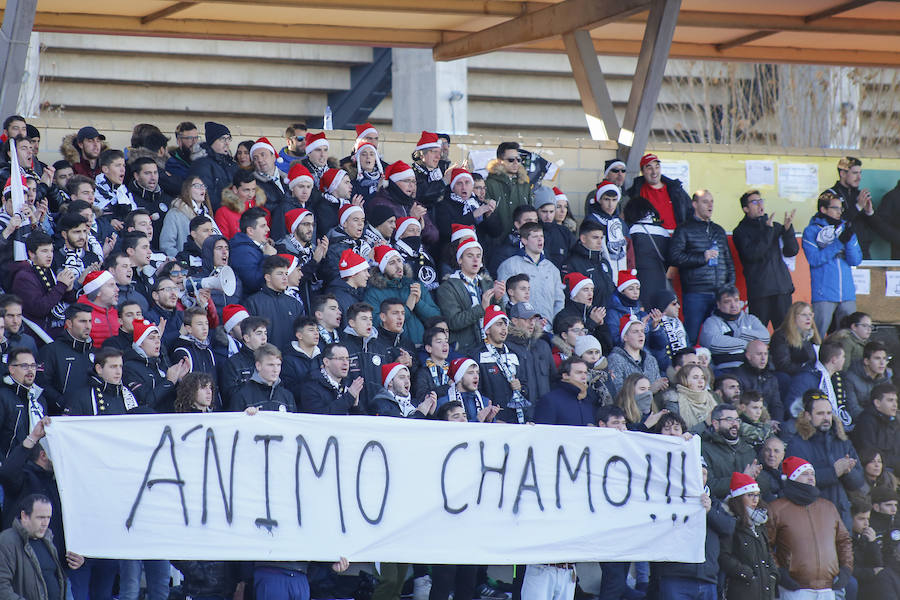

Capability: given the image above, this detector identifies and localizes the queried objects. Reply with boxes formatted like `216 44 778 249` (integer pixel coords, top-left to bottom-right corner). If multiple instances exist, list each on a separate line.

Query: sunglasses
608 168 626 174
505 157 521 163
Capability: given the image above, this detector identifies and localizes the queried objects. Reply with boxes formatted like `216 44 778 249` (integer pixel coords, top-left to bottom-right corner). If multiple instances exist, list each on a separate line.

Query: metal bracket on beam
563 30 619 143
618 0 681 177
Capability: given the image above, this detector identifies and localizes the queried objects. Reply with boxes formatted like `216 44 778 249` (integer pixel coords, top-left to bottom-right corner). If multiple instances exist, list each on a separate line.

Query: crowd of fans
0 113 898 600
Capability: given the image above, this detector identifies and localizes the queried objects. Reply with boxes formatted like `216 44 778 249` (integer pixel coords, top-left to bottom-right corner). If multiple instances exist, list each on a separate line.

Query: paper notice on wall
778 164 819 201
885 271 900 297
745 160 775 186
852 268 870 295
661 161 690 193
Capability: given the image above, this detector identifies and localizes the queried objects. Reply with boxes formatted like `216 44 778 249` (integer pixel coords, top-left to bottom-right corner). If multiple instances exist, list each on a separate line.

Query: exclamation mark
665 452 672 504
644 454 652 501
680 451 687 502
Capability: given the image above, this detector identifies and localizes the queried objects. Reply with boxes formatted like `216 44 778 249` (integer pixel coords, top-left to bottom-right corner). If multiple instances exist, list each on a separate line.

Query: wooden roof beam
147 0 551 18
141 3 194 25
622 11 900 36
432 0 651 61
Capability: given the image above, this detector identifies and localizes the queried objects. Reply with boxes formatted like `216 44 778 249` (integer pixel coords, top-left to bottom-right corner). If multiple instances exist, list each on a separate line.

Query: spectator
767 457 853 599
0 348 48 458
719 472 778 600
412 327 451 402
300 343 365 415
788 391 865 530
409 131 450 210
127 155 172 243
342 302 389 412
550 314 584 369
281 316 321 404
485 141 532 236
669 189 735 343
228 344 295 412
736 390 775 449
174 216 216 276
276 208 328 309
325 249 369 316
827 311 873 370
11 231 77 338
76 270 119 347
849 496 900 598
615 373 669 431
370 362 435 418
857 447 899 493
487 204 538 278
506 302 555 408
215 169 265 240
229 206 276 295
94 150 136 226
245 255 303 351
434 166 499 250
200 234 243 315
368 160 439 249
68 348 139 415
700 402 765 500
123 319 188 412
435 237 503 351
532 187 572 270
497 222 564 324
715 374 742 405
393 216 439 292
826 156 897 259
102 299 144 352
584 180 628 275
534 357 592 426
64 126 105 179
121 231 154 302
188 121 237 210
770 301 820 376
787 343 859 425
732 190 799 329
673 364 719 431
173 372 216 414
322 202 371 283
697 285 770 372
648 289 688 372
160 176 216 258
553 187 577 234
0 493 71 600
727 340 784 422
573 334 613 408
219 314 267 406
851 383 900 474
604 270 664 347
562 219 616 310
375 298 418 370
605 316 663 398
249 137 289 234
757 436 786 503
51 212 101 286
845 341 892 412
104 252 148 314
165 121 199 184
623 154 691 303
0 295 39 356
555 273 609 351
473 306 530 424
170 305 217 385
803 190 863 335
36 304 94 413
145 277 183 349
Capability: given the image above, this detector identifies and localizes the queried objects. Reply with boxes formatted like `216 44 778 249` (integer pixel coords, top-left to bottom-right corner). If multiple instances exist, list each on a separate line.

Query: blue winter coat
228 232 265 295
605 290 668 348
534 382 595 426
802 214 863 302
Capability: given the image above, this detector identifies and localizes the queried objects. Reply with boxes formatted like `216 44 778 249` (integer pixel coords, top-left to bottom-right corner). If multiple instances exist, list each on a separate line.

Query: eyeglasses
179 135 200 142
191 183 206 190
168 270 186 277
854 323 874 330
10 363 37 370
504 157 521 163
328 355 350 362
826 205 843 212
748 198 765 205
157 286 178 293
716 416 739 423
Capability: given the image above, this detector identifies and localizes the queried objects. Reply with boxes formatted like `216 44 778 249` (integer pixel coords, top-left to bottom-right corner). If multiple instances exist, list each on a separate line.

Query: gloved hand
832 566 851 590
838 222 854 243
778 567 801 591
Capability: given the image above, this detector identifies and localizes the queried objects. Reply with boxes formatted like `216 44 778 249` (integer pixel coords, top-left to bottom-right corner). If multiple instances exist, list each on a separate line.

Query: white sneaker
413 575 433 600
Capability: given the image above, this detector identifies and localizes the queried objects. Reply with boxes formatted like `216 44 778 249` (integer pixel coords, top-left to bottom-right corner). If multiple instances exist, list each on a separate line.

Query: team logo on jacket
372 355 382 366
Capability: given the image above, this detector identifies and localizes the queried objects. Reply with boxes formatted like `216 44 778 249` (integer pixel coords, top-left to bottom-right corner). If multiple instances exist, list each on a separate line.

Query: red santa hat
355 122 378 143
304 131 328 154
384 160 414 183
552 187 567 202
727 472 760 499
319 168 348 194
381 362 408 388
338 203 364 228
394 216 418 239
82 270 114 295
616 269 640 292
640 153 660 169
132 319 160 346
354 142 384 177
482 305 508 334
619 314 642 338
451 224 477 243
782 456 814 481
277 253 299 275
249 136 276 159
287 163 313 190
415 131 441 152
592 180 621 204
373 245 401 273
450 357 477 384
563 272 593 300
223 304 249 333
2 174 27 196
339 249 368 278
285 208 313 235
455 236 482 264
449 168 473 189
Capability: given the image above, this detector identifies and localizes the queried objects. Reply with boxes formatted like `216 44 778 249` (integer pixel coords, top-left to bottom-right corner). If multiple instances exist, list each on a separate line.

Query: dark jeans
598 562 629 600
682 292 716 345
748 293 792 330
429 565 476 600
68 558 118 600
255 567 310 600
658 576 715 600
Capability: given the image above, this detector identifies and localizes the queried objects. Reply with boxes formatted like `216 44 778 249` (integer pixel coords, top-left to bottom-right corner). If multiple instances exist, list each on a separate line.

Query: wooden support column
563 30 619 142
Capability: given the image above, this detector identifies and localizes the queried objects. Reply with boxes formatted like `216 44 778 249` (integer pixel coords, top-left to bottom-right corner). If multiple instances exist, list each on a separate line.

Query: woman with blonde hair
616 372 671 431
770 301 820 375
673 364 719 429
159 175 218 257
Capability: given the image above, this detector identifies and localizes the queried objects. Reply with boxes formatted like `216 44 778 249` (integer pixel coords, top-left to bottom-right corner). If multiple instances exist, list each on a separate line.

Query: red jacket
76 295 119 347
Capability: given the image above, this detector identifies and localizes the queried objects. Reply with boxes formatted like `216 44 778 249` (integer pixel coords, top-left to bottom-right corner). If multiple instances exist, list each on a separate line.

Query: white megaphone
186 266 236 297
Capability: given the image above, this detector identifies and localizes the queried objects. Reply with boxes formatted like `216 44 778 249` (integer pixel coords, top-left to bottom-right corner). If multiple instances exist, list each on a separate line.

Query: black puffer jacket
68 375 139 416
727 361 784 424
218 344 255 407
563 241 616 308
719 515 778 600
0 377 49 459
625 174 692 226
123 348 176 412
245 286 304 352
669 216 735 294
732 215 798 298
228 373 295 412
300 369 364 415
188 143 238 210
36 333 94 414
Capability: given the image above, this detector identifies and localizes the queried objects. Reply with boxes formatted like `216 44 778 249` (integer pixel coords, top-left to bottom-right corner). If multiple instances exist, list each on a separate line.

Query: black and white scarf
450 192 480 216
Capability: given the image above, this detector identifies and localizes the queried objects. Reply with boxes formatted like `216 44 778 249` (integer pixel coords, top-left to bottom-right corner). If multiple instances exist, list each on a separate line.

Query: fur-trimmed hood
220 185 267 213
487 157 528 180
368 263 414 289
126 146 167 170
60 133 109 165
794 410 848 441
552 334 574 356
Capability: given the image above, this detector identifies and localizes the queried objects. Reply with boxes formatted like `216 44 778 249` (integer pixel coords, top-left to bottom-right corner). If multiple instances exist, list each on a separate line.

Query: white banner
44 413 706 564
